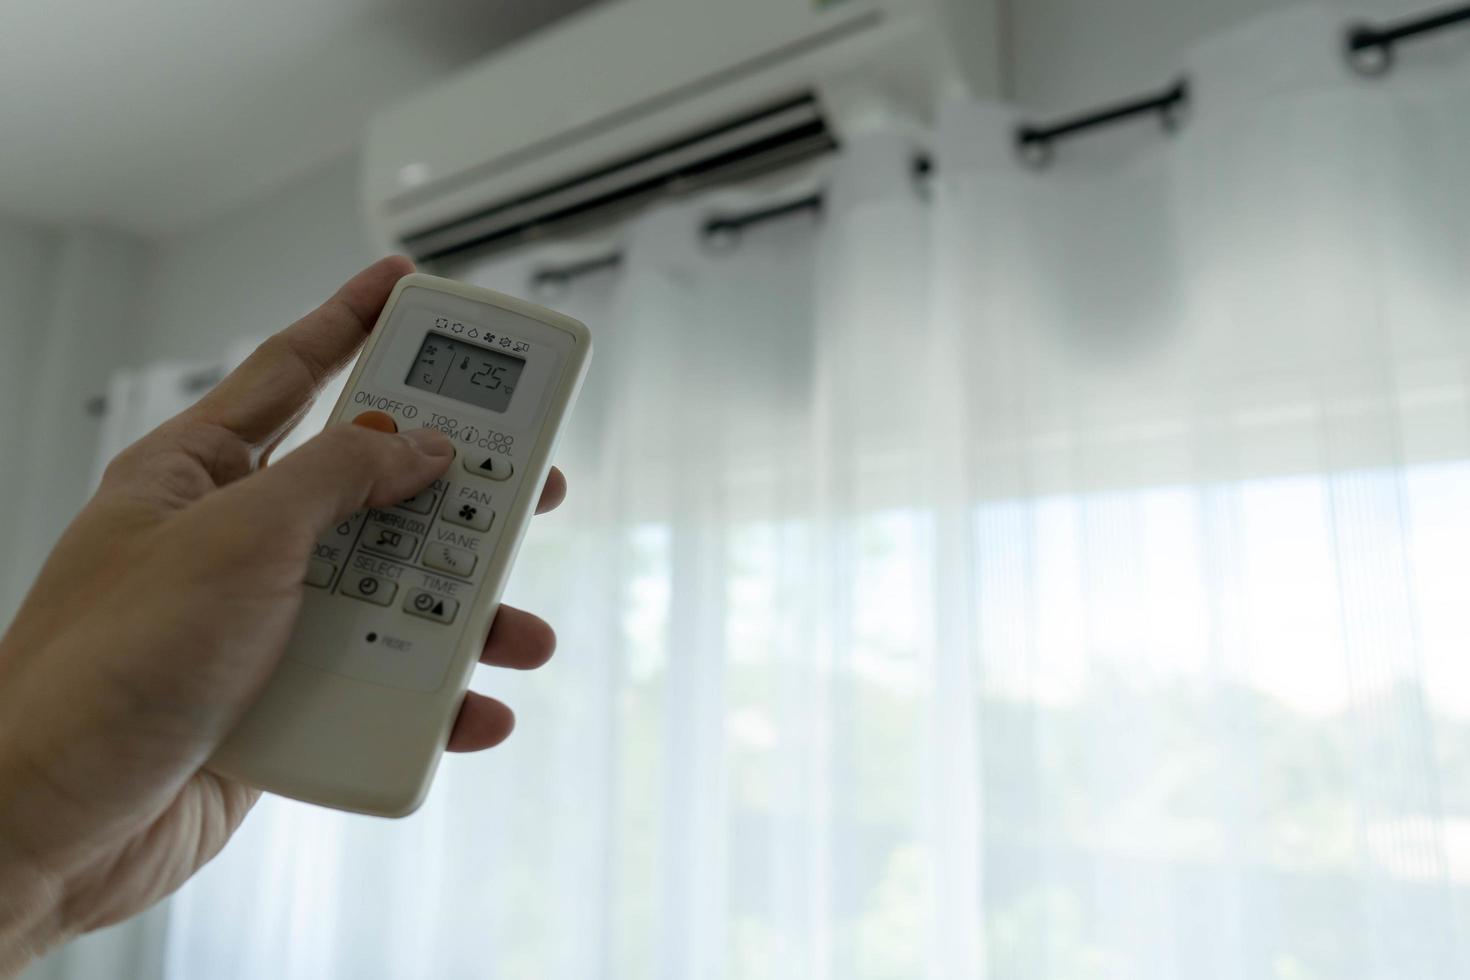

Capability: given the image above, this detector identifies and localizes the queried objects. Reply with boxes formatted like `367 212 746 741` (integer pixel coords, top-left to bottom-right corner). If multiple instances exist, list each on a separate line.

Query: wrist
0 838 67 977
0 720 70 976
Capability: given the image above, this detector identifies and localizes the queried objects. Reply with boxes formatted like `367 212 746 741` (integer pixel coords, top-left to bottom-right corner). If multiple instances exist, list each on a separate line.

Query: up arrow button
464 453 514 482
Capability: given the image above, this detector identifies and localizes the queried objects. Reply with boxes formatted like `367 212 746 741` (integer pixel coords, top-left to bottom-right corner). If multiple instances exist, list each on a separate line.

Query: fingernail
401 427 454 457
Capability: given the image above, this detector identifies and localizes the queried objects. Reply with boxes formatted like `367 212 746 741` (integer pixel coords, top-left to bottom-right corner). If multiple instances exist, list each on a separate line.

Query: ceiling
0 0 597 238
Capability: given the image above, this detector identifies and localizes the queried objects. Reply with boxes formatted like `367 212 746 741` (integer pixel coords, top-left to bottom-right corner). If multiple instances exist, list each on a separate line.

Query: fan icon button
442 498 494 531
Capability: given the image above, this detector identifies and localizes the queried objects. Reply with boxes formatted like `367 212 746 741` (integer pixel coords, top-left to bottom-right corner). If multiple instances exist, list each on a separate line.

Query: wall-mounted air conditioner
362 0 996 263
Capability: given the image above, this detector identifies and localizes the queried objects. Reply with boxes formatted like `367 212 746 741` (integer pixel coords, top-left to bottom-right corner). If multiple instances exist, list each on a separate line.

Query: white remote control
209 272 591 817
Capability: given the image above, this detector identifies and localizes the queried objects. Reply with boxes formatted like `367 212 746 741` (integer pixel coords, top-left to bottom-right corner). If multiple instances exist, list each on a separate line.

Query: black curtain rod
1346 3 1470 75
1008 2 1464 159
1016 79 1189 168
530 190 832 291
530 252 623 293
704 192 824 240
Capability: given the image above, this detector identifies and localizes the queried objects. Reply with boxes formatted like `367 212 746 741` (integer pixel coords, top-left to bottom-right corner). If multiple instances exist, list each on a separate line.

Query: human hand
0 257 562 974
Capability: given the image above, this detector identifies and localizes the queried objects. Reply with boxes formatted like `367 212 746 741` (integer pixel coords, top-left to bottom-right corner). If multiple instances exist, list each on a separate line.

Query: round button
352 410 398 434
463 453 513 481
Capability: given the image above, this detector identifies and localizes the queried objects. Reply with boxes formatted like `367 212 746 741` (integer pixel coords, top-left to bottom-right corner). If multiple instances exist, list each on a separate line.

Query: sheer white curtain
84 5 1470 977
931 8 1470 977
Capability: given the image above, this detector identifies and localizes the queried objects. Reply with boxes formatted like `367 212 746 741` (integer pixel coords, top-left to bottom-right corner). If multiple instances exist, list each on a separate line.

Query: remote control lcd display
406 333 525 412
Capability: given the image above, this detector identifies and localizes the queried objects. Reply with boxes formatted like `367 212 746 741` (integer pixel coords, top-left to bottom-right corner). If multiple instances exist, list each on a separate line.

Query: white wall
138 153 379 365
0 219 58 622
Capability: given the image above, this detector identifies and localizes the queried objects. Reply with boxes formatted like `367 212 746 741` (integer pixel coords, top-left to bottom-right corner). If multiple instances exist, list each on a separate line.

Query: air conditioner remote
209 272 591 817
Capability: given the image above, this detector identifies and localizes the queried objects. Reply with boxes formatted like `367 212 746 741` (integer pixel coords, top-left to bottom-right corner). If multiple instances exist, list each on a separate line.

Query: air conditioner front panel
363 0 994 253
367 0 882 210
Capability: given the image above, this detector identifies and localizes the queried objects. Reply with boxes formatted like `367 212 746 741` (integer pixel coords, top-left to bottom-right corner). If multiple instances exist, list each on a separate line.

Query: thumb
209 424 455 544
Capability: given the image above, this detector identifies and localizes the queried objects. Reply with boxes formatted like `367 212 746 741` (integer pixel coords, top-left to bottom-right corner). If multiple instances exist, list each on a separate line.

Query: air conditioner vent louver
403 93 835 264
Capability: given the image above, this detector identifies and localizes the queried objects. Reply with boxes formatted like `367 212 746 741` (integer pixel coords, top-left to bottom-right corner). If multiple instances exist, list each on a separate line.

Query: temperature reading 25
471 361 507 391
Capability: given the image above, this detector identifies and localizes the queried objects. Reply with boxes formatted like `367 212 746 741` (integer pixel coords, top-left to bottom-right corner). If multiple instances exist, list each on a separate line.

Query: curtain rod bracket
1346 3 1470 77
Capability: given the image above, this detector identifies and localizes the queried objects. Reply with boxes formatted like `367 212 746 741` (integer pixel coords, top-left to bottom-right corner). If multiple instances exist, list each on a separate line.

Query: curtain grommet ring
1016 131 1053 170
1346 25 1394 76
702 221 743 254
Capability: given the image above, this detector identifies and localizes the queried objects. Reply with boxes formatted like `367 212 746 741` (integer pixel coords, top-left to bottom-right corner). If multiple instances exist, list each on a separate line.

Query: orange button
352 410 398 434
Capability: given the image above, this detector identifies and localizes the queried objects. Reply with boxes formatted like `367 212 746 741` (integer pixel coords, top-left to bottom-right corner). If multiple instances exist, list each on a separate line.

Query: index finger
188 256 415 446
